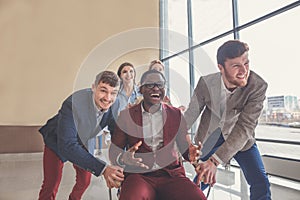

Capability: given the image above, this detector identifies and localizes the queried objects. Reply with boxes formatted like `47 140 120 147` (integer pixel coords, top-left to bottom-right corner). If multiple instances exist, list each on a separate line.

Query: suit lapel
209 73 222 117
99 110 110 129
131 103 144 139
73 89 98 147
88 93 99 138
136 103 154 151
162 104 171 145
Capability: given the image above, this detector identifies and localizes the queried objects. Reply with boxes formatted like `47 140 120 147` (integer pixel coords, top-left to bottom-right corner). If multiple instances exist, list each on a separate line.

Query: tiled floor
0 152 118 200
1 151 300 200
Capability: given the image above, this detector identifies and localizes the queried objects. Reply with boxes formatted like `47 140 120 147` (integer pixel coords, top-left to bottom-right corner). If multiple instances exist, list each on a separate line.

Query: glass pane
168 52 191 107
192 0 232 43
238 0 296 25
256 124 300 160
194 36 233 81
240 6 300 104
167 0 189 51
240 6 300 159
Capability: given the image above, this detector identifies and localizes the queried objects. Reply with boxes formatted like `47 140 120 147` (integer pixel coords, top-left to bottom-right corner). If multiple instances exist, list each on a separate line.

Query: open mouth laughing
150 93 161 100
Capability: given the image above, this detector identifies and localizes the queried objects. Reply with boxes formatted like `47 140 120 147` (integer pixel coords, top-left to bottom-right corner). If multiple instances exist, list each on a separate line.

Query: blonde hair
148 60 165 71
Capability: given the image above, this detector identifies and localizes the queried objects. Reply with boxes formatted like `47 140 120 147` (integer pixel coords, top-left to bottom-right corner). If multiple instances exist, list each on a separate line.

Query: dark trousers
194 128 271 200
38 146 91 200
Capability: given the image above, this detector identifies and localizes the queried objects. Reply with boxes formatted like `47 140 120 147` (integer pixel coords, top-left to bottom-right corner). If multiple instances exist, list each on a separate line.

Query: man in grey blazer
38 71 124 200
184 40 271 200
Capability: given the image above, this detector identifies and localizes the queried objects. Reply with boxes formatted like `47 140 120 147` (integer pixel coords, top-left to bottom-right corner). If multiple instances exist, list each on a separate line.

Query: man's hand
188 141 202 163
102 165 124 188
195 158 217 187
121 141 149 169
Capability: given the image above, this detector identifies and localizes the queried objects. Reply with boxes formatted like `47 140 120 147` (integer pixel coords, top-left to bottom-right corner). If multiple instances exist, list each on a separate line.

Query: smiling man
184 40 271 200
109 70 206 200
38 71 124 200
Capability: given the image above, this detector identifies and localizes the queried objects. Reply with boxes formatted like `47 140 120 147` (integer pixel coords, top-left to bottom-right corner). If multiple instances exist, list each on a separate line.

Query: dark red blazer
109 102 190 177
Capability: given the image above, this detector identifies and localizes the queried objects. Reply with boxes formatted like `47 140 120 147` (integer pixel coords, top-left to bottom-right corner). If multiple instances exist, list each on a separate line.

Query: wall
0 0 159 152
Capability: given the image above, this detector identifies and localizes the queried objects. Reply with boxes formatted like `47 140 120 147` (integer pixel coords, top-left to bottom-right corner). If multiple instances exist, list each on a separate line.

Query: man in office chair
109 70 207 200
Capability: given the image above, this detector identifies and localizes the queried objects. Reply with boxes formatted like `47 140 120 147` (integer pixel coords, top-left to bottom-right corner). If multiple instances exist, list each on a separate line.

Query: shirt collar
92 98 108 118
141 102 163 115
220 76 236 95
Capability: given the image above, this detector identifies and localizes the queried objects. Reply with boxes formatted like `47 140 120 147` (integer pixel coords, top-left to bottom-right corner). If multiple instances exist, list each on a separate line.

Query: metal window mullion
159 0 170 97
232 0 240 39
187 0 195 96
162 1 300 62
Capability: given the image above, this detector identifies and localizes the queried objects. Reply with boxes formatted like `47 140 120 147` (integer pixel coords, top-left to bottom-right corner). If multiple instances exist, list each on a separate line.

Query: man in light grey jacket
184 40 271 200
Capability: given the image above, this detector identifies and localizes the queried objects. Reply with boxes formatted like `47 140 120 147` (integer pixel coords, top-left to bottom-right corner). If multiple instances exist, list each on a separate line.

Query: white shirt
141 103 164 169
92 98 109 174
213 77 237 165
219 77 236 127
116 103 165 169
141 104 164 151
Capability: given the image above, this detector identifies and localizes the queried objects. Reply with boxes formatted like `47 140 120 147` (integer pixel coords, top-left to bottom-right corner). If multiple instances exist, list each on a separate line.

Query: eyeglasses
142 82 165 89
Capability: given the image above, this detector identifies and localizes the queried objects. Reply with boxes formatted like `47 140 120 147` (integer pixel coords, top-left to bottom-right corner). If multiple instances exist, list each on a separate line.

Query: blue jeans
194 128 271 200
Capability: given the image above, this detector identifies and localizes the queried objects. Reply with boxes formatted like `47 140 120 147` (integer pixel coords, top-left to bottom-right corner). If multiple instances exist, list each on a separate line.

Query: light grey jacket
184 71 267 163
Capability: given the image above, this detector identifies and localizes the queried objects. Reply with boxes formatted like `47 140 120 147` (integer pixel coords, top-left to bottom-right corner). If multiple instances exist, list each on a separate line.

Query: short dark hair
94 71 120 87
217 40 249 66
140 69 166 86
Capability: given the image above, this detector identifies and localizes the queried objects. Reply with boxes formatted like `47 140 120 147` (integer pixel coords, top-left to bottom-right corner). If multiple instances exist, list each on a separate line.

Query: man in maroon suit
109 69 206 200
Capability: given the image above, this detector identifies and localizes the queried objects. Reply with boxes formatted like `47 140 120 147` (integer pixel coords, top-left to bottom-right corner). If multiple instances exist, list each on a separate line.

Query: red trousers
120 172 207 200
38 146 91 200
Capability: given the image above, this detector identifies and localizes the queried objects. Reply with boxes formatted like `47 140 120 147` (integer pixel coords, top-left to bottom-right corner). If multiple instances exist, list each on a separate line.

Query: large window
238 0 296 25
192 0 232 42
161 0 300 163
161 0 300 159
161 1 300 198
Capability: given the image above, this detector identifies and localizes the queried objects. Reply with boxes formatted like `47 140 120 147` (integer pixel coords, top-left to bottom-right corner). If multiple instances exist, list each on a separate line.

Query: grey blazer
184 71 267 163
